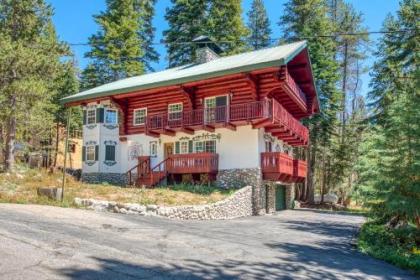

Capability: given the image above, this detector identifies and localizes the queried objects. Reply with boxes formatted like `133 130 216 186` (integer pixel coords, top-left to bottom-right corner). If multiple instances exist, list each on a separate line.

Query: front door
275 185 286 211
204 96 228 124
164 143 174 159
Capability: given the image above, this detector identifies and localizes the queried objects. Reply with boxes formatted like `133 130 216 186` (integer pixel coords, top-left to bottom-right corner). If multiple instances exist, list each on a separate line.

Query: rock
37 187 62 201
119 208 128 214
146 205 158 211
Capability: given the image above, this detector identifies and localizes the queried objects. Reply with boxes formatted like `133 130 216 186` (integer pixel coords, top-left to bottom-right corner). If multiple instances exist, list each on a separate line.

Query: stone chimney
192 36 222 64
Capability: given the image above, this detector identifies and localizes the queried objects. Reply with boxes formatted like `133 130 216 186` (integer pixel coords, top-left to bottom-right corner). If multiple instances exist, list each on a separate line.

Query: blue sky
47 0 400 95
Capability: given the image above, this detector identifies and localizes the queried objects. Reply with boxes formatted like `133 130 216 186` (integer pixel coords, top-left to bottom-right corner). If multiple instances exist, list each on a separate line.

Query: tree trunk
306 136 316 204
341 41 348 145
52 122 60 168
5 113 16 171
320 146 327 204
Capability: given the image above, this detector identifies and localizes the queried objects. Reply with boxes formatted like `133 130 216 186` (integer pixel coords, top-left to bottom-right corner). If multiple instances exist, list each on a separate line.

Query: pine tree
246 0 272 50
326 0 369 203
207 0 249 55
137 0 159 72
163 0 208 67
362 0 420 226
83 0 146 85
0 0 67 171
279 0 341 203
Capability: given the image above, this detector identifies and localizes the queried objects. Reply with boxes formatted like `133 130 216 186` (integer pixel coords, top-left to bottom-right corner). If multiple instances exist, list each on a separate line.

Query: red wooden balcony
146 99 309 146
293 159 307 182
261 152 307 183
167 153 219 174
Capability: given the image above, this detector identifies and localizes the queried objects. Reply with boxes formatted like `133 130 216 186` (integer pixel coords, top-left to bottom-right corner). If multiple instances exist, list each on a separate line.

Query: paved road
0 204 416 280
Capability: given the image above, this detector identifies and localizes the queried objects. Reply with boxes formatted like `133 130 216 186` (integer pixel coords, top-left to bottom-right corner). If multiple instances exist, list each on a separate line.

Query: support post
61 107 72 202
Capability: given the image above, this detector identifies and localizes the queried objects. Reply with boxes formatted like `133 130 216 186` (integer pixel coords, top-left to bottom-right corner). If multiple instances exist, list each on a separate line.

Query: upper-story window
86 109 96 124
105 108 118 124
168 103 183 120
133 108 147 126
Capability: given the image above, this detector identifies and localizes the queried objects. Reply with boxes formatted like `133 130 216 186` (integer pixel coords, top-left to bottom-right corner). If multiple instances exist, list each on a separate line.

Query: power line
68 29 418 47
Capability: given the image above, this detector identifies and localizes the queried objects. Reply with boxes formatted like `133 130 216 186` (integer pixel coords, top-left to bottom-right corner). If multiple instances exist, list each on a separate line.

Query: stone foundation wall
81 172 127 186
266 184 276 213
216 168 261 189
285 183 295 209
75 186 253 220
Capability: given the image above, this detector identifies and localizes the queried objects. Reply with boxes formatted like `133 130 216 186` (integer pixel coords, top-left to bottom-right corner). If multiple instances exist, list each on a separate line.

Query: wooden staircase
127 156 169 188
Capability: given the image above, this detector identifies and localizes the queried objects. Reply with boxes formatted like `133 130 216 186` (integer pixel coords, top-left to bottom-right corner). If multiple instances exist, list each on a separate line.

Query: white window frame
194 141 204 153
86 108 96 125
133 108 147 126
204 95 229 123
180 141 189 154
149 141 157 157
168 103 183 121
105 108 118 124
86 145 96 161
194 140 216 153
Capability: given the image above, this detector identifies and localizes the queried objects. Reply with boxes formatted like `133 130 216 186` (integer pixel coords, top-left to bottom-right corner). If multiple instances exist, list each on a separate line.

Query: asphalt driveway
0 204 415 280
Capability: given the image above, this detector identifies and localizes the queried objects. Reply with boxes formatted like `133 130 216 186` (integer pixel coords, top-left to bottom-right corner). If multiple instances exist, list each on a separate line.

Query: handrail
126 157 150 186
167 152 219 174
148 157 172 185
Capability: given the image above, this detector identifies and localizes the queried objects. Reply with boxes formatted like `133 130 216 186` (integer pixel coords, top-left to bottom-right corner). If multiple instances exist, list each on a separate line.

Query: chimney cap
192 36 223 54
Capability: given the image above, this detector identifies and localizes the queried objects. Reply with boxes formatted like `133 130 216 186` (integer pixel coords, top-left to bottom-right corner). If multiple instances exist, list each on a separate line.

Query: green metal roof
62 41 307 104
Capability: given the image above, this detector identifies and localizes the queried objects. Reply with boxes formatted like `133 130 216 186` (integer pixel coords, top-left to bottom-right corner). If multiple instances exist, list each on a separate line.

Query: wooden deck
127 153 219 188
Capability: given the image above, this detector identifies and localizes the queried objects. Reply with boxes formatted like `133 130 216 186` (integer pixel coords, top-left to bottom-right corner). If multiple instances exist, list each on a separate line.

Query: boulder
37 187 62 201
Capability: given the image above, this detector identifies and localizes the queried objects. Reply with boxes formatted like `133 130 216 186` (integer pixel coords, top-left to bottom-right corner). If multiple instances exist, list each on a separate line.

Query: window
86 145 96 161
180 141 189 154
168 103 183 120
194 140 216 153
204 140 216 153
133 108 147 125
105 109 118 124
194 141 204 153
105 145 116 161
204 95 228 123
149 141 157 157
86 109 96 124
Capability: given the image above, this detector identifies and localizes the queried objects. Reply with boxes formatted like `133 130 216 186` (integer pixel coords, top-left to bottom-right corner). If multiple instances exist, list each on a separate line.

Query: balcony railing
261 152 294 177
283 68 307 104
146 99 309 145
293 159 307 179
147 100 271 131
167 153 219 174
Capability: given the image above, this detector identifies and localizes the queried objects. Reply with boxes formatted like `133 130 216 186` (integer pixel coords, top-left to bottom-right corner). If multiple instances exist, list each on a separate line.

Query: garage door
275 185 286 211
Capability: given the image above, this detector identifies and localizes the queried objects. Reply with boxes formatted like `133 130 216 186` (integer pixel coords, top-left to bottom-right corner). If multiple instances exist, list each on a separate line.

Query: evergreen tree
326 0 369 203
137 0 159 72
83 0 146 85
360 0 420 227
279 0 341 203
163 0 208 67
207 0 249 55
246 0 272 50
0 0 67 171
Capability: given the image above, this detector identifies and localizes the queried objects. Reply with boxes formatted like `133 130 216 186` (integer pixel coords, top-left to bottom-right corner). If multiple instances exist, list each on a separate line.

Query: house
62 38 319 213
55 129 83 171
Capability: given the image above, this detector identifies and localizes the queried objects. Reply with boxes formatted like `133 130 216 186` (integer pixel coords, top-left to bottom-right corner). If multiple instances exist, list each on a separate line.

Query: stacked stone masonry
74 186 253 220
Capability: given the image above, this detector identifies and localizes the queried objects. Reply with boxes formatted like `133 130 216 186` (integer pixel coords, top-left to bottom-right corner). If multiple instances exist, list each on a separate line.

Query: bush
358 220 420 274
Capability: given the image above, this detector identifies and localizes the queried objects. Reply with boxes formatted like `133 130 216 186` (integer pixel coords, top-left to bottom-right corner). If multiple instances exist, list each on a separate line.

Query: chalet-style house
62 38 319 212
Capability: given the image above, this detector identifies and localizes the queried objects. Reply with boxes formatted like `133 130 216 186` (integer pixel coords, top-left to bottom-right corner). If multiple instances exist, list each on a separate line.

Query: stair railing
126 157 150 187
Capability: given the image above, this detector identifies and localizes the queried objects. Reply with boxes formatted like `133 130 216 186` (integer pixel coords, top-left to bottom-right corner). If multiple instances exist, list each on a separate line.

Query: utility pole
61 107 72 202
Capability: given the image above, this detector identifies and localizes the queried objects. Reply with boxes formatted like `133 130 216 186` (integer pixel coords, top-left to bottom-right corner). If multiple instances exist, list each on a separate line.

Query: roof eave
61 58 286 105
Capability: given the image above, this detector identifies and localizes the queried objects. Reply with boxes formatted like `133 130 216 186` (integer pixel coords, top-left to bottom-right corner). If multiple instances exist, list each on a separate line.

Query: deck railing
283 68 307 104
261 152 294 176
167 153 219 174
146 99 308 145
147 100 271 131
